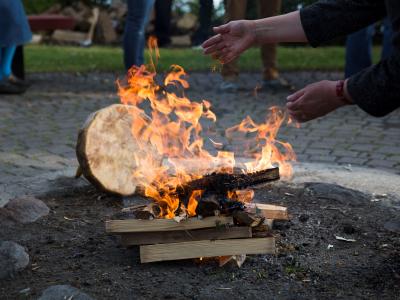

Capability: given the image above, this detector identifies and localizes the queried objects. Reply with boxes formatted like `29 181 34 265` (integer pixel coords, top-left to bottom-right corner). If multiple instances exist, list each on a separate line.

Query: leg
381 17 393 60
1 45 16 78
192 0 214 46
345 26 373 78
11 45 25 80
0 46 28 94
258 0 281 80
154 0 172 47
137 0 155 65
123 0 154 69
221 0 247 81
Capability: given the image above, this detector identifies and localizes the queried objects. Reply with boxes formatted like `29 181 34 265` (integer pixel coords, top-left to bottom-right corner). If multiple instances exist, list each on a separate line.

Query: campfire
76 37 296 264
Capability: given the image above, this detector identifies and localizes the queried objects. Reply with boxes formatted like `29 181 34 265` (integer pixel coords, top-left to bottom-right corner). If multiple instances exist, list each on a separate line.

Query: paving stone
309 155 337 163
376 146 400 155
331 150 360 158
367 159 398 169
304 148 332 156
349 144 377 152
337 157 368 165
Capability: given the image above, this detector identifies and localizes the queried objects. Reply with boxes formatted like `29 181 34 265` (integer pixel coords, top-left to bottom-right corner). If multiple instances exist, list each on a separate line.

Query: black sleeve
348 50 400 117
300 0 400 117
300 0 386 47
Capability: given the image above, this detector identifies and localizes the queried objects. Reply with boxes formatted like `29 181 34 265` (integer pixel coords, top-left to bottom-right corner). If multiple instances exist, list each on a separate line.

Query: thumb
214 23 231 34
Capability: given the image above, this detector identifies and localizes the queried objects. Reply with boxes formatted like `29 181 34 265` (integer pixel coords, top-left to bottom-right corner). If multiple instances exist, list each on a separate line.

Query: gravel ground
0 180 399 299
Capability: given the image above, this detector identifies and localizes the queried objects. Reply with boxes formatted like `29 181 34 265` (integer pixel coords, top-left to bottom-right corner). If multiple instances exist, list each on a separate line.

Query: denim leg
382 17 393 59
123 0 154 70
1 45 16 78
345 25 374 78
137 0 155 65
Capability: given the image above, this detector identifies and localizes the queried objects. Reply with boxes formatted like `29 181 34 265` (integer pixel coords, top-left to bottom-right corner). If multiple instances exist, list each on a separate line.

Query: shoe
218 80 239 92
7 74 30 88
262 77 294 92
0 78 28 94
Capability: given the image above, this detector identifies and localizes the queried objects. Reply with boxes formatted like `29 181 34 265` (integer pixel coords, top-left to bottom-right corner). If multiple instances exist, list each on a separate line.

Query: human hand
202 20 256 64
286 80 351 123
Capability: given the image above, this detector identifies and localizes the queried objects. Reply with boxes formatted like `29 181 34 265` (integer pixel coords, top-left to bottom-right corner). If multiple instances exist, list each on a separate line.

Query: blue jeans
345 18 393 78
123 0 155 70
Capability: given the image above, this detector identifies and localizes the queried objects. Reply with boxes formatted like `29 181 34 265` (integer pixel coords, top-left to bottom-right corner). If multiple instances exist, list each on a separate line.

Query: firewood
232 210 264 227
245 203 288 220
76 104 160 196
195 194 220 217
179 167 280 205
219 254 246 268
119 203 162 219
140 237 275 263
120 226 252 246
106 215 233 233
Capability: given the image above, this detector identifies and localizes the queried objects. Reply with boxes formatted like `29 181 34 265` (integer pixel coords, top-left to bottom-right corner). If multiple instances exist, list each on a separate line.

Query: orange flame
117 38 296 218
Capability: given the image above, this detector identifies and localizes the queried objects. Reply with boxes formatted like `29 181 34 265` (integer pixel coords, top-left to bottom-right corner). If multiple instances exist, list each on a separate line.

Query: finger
202 34 222 49
287 88 305 102
213 24 230 34
286 95 304 111
203 43 226 55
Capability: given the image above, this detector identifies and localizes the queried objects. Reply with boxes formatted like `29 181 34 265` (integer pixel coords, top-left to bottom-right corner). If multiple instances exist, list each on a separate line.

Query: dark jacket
300 0 400 117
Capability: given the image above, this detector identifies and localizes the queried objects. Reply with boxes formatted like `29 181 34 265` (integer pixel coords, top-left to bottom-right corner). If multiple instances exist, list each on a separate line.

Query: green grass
25 44 382 73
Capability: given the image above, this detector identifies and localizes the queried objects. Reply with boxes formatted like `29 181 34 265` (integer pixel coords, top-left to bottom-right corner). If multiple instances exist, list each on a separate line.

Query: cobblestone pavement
0 71 399 204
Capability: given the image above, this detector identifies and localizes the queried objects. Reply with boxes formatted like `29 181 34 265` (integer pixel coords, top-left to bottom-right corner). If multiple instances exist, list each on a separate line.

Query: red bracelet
336 80 352 104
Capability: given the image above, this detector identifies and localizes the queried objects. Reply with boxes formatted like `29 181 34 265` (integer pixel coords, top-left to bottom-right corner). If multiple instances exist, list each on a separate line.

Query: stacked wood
106 203 287 264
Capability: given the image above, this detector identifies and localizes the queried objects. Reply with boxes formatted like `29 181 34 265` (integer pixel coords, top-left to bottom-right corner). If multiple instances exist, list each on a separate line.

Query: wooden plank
106 216 233 233
120 226 252 246
246 203 288 220
140 237 275 263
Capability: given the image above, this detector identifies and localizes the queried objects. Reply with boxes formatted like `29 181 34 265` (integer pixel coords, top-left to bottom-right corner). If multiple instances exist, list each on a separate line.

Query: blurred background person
0 0 31 94
220 0 291 92
191 0 214 47
345 18 393 78
154 0 173 47
124 0 155 70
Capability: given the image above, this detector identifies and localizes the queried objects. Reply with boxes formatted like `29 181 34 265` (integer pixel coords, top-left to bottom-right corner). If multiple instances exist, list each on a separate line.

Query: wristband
336 80 352 104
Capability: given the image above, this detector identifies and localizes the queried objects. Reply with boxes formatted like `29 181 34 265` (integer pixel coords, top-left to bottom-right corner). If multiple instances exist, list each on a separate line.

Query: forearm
253 11 308 44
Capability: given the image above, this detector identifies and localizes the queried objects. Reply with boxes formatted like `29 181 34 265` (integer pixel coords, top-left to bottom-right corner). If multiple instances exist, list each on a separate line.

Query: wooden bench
12 15 75 79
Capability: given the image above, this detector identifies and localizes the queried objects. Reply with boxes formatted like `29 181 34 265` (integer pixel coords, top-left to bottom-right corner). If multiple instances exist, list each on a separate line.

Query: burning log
178 167 280 208
180 167 279 198
195 194 220 217
76 104 161 196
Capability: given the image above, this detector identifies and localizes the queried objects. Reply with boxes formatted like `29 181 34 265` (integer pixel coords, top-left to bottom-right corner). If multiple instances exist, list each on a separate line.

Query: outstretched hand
286 80 352 123
202 20 256 64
